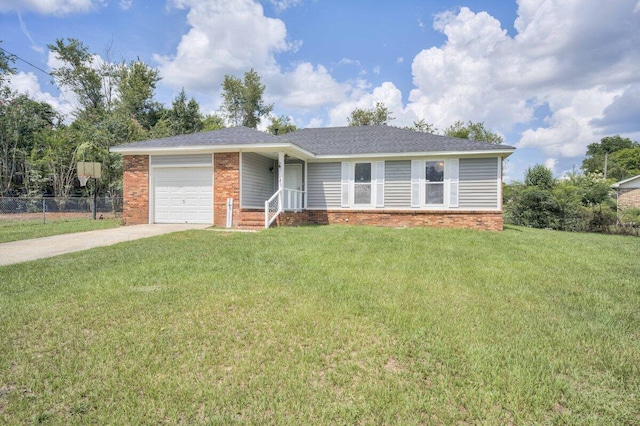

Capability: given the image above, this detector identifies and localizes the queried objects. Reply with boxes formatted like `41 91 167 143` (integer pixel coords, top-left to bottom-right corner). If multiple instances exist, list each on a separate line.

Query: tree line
504 135 640 233
0 39 278 198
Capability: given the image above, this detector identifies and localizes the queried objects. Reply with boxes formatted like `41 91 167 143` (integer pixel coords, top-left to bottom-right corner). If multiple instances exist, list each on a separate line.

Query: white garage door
154 167 213 224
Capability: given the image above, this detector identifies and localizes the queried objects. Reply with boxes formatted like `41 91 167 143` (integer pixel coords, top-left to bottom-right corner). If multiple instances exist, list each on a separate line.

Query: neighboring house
612 174 640 212
110 125 515 231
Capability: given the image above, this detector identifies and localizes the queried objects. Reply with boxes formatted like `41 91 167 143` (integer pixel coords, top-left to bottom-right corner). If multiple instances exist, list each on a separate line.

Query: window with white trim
411 159 459 208
425 161 444 205
354 163 372 205
341 161 385 208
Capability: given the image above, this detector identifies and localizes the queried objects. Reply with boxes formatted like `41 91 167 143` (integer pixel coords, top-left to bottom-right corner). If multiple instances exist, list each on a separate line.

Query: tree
405 119 436 133
221 69 273 128
167 89 203 135
524 164 554 190
115 60 161 130
0 88 57 196
613 147 640 178
29 126 80 197
444 120 503 144
0 40 16 84
504 164 616 232
48 38 106 112
347 102 394 126
202 113 226 131
267 115 297 135
581 135 640 180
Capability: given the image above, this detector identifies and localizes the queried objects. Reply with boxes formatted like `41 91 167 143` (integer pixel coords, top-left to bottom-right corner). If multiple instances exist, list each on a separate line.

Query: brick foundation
213 152 240 227
277 209 504 231
122 155 149 225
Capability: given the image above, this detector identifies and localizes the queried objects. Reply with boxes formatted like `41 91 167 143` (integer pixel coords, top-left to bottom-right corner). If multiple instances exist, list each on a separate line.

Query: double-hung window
411 159 459 208
341 161 385 208
425 161 445 205
353 163 372 205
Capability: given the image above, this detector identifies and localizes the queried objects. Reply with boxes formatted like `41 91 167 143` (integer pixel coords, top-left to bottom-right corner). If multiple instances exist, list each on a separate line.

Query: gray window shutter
448 158 459 208
411 160 420 207
341 162 350 207
375 161 385 208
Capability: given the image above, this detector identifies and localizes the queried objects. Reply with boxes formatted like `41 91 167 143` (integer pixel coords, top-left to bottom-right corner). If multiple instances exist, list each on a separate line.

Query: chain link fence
0 197 122 221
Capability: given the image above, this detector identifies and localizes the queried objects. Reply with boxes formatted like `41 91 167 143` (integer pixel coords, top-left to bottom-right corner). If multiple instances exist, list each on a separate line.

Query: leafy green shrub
621 208 640 225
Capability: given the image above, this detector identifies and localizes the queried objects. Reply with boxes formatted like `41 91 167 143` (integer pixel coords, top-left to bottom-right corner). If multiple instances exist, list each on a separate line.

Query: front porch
218 151 307 229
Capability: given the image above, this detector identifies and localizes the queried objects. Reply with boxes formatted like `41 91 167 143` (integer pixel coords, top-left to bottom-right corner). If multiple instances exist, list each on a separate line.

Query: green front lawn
0 217 121 243
1 226 638 424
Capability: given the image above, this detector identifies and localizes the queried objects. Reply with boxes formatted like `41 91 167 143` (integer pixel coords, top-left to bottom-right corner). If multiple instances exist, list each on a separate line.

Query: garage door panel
154 167 213 224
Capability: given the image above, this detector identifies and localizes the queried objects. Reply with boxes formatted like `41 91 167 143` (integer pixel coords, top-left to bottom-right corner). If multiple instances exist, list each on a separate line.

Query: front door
283 164 303 210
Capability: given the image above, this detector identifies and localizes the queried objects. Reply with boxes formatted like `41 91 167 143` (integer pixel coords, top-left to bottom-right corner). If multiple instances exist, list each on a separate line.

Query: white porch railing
283 188 305 212
265 188 282 228
264 188 306 228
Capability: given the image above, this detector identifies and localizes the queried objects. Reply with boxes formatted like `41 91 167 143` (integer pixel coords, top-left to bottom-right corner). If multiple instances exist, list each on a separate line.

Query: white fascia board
611 174 640 188
311 149 516 161
110 142 514 161
110 142 315 159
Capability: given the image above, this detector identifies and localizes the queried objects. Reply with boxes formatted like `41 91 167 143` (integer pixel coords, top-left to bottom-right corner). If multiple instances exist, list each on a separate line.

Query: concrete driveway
0 224 210 266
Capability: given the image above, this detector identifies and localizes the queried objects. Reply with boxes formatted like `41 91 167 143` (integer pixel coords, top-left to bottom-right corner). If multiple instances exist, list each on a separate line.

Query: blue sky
1 0 639 181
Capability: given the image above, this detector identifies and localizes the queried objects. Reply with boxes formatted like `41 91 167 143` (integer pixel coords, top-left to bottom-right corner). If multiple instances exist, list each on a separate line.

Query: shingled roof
111 125 515 157
111 125 284 149
284 125 514 156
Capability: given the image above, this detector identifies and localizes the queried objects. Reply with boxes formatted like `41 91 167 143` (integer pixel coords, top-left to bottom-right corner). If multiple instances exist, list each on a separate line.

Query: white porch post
278 152 285 212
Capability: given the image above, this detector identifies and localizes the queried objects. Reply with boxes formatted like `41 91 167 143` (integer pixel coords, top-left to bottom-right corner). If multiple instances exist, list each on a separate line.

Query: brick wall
618 188 640 211
278 209 504 231
214 152 240 227
122 155 149 225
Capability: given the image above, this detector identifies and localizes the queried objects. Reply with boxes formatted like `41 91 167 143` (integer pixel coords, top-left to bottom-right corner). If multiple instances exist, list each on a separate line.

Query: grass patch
0 218 121 243
0 225 638 424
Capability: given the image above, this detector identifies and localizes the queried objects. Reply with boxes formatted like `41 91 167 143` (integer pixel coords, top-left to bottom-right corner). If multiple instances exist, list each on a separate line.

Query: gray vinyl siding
384 160 411 208
241 153 276 208
307 162 341 209
459 158 499 209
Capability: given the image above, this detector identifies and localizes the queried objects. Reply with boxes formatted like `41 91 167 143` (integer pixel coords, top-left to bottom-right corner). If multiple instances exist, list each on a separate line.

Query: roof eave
110 142 315 159
312 149 516 160
611 174 640 188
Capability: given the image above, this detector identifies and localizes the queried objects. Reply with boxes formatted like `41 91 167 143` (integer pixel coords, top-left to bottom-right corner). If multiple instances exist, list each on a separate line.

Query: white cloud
17 13 45 53
7 71 74 118
155 0 293 92
519 88 620 157
590 85 640 133
306 117 323 128
327 81 411 127
396 57 404 64
269 62 348 110
402 1 640 161
155 0 356 114
119 0 133 10
269 0 302 13
0 0 103 15
544 158 557 174
338 58 362 68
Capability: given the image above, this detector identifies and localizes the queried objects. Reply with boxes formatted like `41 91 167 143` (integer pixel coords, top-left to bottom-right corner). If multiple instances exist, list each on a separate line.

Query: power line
0 46 52 77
